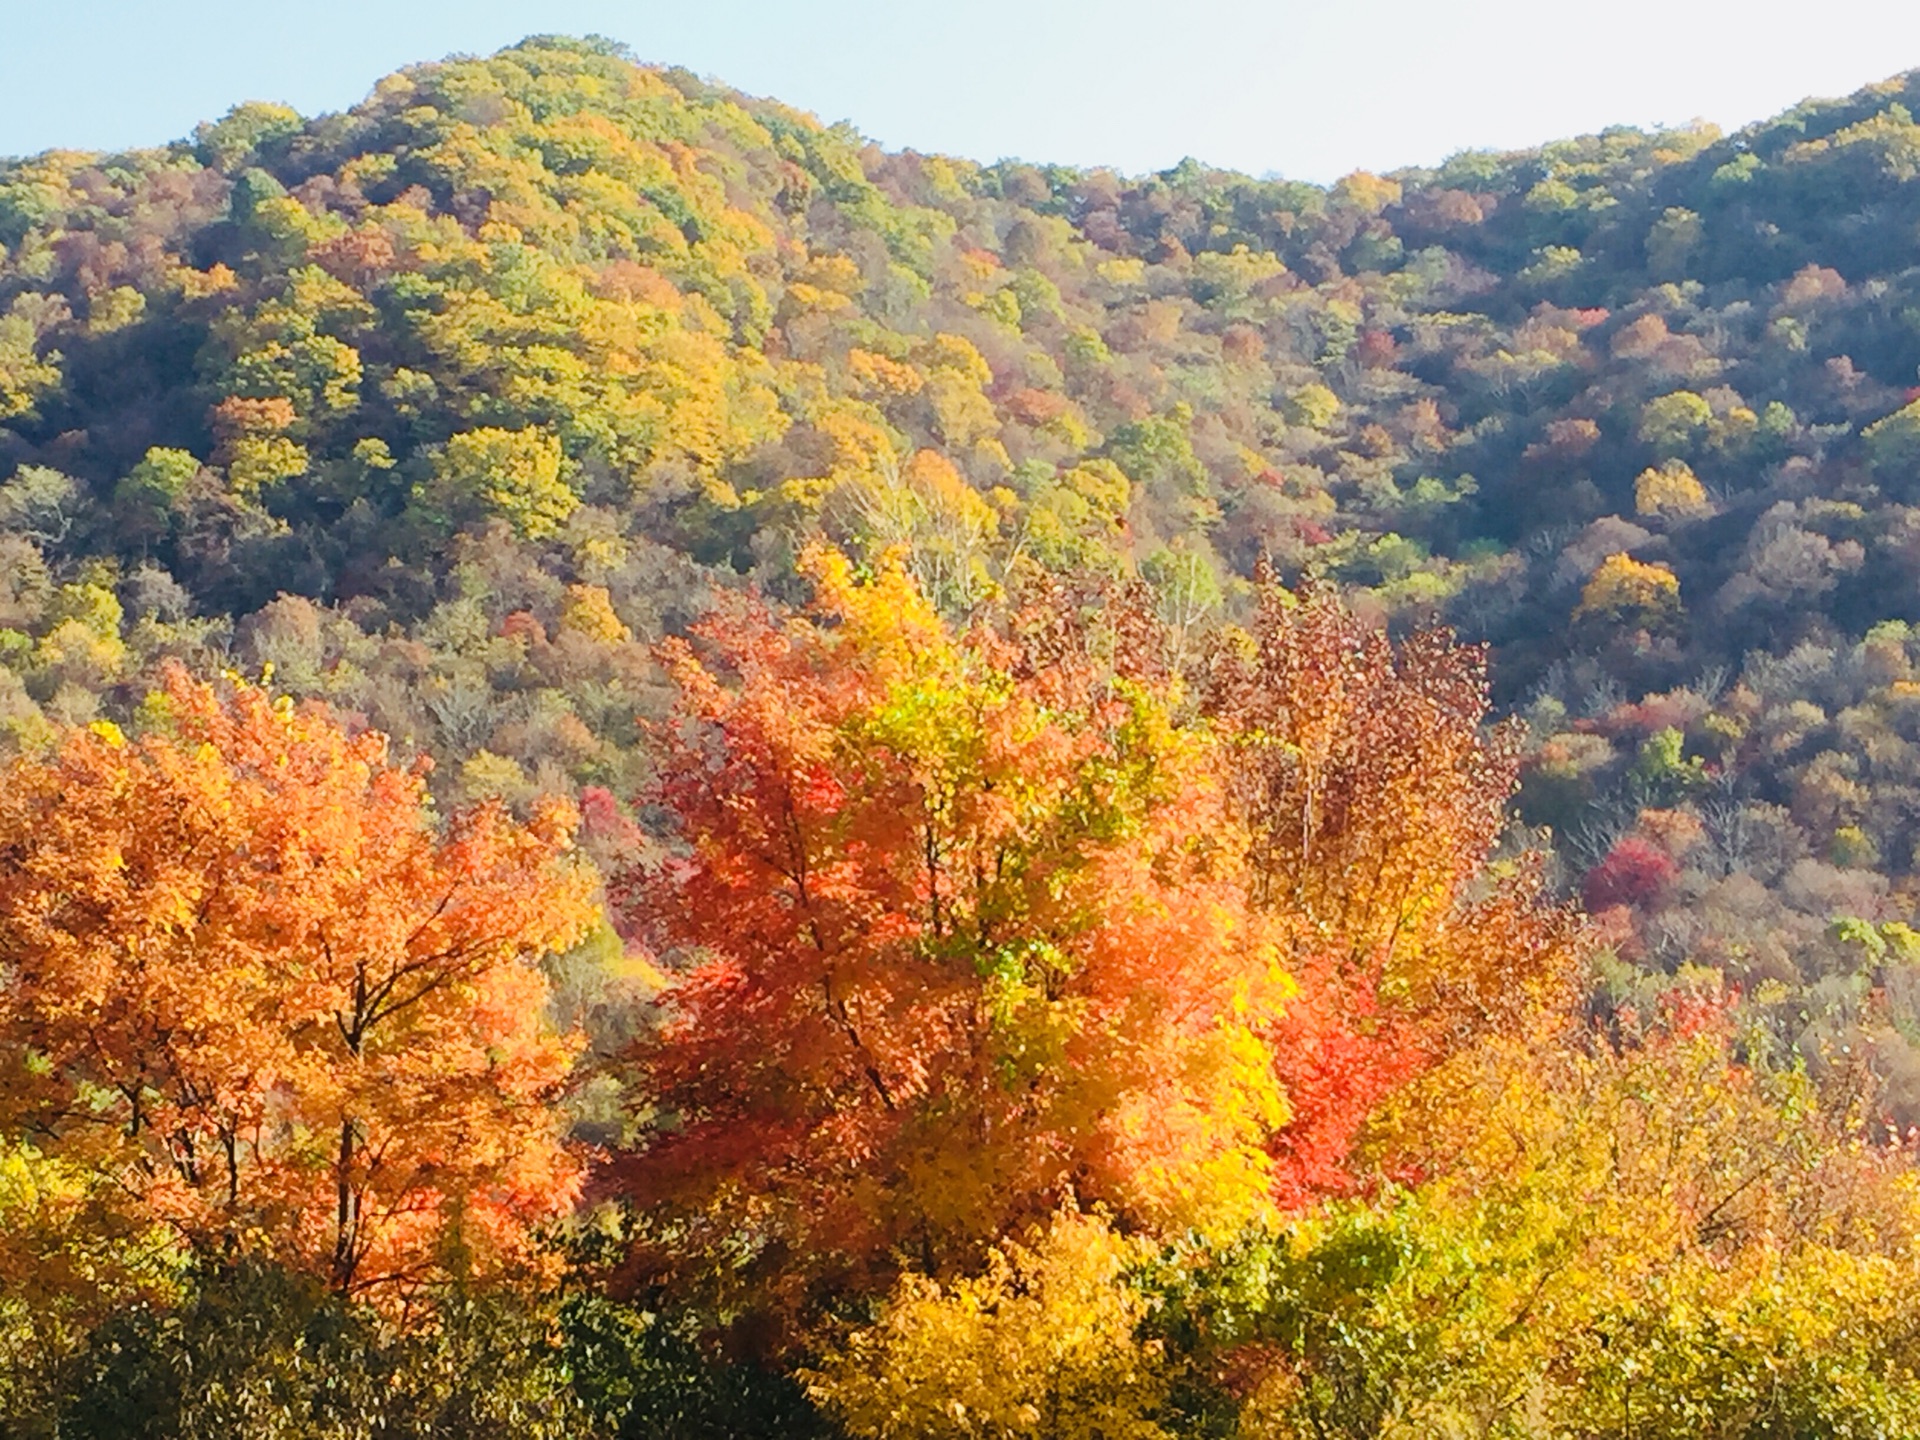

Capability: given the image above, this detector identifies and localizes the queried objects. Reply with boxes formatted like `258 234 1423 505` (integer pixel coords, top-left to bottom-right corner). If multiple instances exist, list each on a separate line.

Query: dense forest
9 33 1920 1435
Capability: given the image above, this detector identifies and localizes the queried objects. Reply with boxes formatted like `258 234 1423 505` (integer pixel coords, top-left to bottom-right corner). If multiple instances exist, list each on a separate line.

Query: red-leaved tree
611 553 1288 1323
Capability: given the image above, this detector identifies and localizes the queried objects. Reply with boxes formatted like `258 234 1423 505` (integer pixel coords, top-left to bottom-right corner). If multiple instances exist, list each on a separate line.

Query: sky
5 1 1920 182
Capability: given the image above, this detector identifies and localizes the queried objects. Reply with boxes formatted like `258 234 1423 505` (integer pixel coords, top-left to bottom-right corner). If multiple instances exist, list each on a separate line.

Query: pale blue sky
5 1 1920 181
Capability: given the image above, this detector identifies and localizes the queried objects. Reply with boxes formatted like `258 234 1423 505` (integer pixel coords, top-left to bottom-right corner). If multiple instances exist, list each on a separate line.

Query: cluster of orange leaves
0 666 595 1300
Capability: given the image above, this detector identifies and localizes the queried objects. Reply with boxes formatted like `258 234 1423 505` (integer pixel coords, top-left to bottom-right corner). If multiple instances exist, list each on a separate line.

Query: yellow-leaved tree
1576 551 1682 624
804 1209 1172 1440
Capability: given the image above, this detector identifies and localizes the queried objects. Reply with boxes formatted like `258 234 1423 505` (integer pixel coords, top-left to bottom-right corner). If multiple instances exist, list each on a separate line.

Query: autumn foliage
10 556 1920 1435
16 33 1920 1430
1149 988 1920 1440
606 558 1584 1334
0 666 595 1299
613 553 1288 1314
1583 834 1681 912
1205 586 1580 1202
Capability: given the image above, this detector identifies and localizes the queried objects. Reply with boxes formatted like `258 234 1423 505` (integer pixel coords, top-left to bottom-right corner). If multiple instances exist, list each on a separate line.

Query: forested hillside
10 34 1920 1436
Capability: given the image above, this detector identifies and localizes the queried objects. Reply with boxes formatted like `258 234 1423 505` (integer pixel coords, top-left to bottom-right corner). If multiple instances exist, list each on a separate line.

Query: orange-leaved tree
1204 585 1582 1204
0 665 596 1299
611 550 1288 1322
